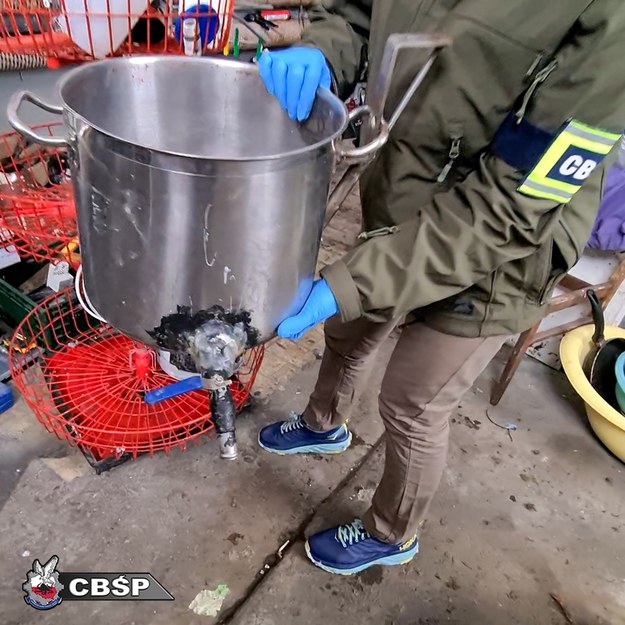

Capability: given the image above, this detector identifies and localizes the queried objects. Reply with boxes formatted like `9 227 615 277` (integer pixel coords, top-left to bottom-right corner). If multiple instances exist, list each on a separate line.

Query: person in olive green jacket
257 0 625 575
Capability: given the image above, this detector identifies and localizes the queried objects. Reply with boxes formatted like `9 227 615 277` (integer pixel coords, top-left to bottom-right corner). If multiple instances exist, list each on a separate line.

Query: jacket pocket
527 240 569 305
538 264 567 305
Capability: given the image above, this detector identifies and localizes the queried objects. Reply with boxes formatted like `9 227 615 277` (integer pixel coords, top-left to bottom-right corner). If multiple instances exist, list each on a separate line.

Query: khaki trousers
303 316 506 544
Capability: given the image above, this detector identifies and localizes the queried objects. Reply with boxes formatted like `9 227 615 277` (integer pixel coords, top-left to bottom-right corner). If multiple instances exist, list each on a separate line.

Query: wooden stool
490 254 625 405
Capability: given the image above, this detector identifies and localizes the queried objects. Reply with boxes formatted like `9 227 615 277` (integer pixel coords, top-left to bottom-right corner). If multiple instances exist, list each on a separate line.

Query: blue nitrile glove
258 47 331 122
278 279 338 339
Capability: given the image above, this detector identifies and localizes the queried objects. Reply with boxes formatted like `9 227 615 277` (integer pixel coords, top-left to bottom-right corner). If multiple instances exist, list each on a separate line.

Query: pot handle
334 33 451 164
326 33 451 220
335 105 390 161
366 33 452 138
7 91 68 148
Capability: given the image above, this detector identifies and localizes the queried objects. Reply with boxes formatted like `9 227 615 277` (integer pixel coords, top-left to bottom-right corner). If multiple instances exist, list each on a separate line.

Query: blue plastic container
174 4 220 49
0 382 14 414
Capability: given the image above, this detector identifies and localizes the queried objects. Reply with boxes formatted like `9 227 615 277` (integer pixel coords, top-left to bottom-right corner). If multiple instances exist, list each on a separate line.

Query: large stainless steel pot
8 34 449 353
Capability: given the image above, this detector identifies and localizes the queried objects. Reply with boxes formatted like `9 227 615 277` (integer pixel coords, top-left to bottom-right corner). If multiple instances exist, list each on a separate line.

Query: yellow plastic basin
560 325 625 462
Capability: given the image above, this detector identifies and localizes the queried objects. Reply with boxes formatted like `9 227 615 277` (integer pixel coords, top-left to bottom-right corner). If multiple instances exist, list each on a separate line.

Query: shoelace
336 519 370 548
280 412 306 434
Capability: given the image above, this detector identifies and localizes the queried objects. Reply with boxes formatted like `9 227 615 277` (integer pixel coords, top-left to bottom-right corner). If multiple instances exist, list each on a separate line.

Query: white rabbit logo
22 555 64 610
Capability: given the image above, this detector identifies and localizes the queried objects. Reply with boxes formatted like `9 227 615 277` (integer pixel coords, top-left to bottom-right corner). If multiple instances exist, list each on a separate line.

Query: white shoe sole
257 431 352 456
304 540 418 575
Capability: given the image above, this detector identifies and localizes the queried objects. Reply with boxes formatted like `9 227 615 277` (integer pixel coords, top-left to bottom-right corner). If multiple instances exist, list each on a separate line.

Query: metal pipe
210 384 238 459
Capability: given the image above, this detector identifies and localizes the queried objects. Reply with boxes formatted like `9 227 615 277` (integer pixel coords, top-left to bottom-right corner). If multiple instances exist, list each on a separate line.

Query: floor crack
215 436 384 624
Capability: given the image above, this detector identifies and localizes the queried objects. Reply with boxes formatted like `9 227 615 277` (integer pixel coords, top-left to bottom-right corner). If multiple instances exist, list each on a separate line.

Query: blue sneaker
258 412 351 455
305 518 419 575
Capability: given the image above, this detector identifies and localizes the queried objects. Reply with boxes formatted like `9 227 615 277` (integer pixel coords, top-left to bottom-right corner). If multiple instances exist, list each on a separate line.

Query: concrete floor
1 325 625 625
230 360 625 625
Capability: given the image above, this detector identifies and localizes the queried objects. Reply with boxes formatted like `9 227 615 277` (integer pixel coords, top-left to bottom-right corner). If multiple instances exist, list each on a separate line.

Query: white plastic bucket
56 0 146 58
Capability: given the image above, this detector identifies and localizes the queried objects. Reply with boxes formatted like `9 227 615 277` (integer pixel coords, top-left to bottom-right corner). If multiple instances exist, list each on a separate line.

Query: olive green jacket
301 0 625 336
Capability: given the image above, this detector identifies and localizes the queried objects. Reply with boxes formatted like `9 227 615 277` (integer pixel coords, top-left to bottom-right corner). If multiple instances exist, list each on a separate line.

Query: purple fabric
588 164 625 251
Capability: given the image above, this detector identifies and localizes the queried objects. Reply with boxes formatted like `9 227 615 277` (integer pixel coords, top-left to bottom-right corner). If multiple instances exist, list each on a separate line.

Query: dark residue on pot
149 305 259 378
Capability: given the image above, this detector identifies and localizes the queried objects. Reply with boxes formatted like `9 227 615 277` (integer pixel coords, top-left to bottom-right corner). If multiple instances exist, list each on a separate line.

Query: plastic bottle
183 18 199 55
174 3 220 51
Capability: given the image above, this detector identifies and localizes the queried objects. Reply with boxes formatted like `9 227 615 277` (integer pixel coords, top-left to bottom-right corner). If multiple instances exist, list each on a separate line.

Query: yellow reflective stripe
518 183 573 204
548 181 578 194
559 132 613 155
569 120 620 142
520 179 573 200
566 124 618 146
517 119 621 203
526 133 580 193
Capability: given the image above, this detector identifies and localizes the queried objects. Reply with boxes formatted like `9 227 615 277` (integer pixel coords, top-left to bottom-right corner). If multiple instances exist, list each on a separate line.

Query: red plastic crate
9 288 264 460
0 122 77 264
0 1 234 60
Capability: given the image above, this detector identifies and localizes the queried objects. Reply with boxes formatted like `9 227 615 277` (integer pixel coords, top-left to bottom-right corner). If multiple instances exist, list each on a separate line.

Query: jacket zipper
437 132 462 184
515 58 558 124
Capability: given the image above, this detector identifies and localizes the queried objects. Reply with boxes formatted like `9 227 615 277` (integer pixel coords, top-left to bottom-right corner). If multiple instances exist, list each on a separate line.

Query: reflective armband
518 120 620 202
492 114 621 203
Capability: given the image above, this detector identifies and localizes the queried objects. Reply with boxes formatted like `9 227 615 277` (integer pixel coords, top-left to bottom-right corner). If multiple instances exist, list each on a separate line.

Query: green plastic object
233 27 240 57
0 279 90 354
0 277 36 327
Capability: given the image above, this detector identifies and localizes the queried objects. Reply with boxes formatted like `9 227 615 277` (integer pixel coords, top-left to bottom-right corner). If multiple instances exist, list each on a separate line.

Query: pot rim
56 56 348 162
